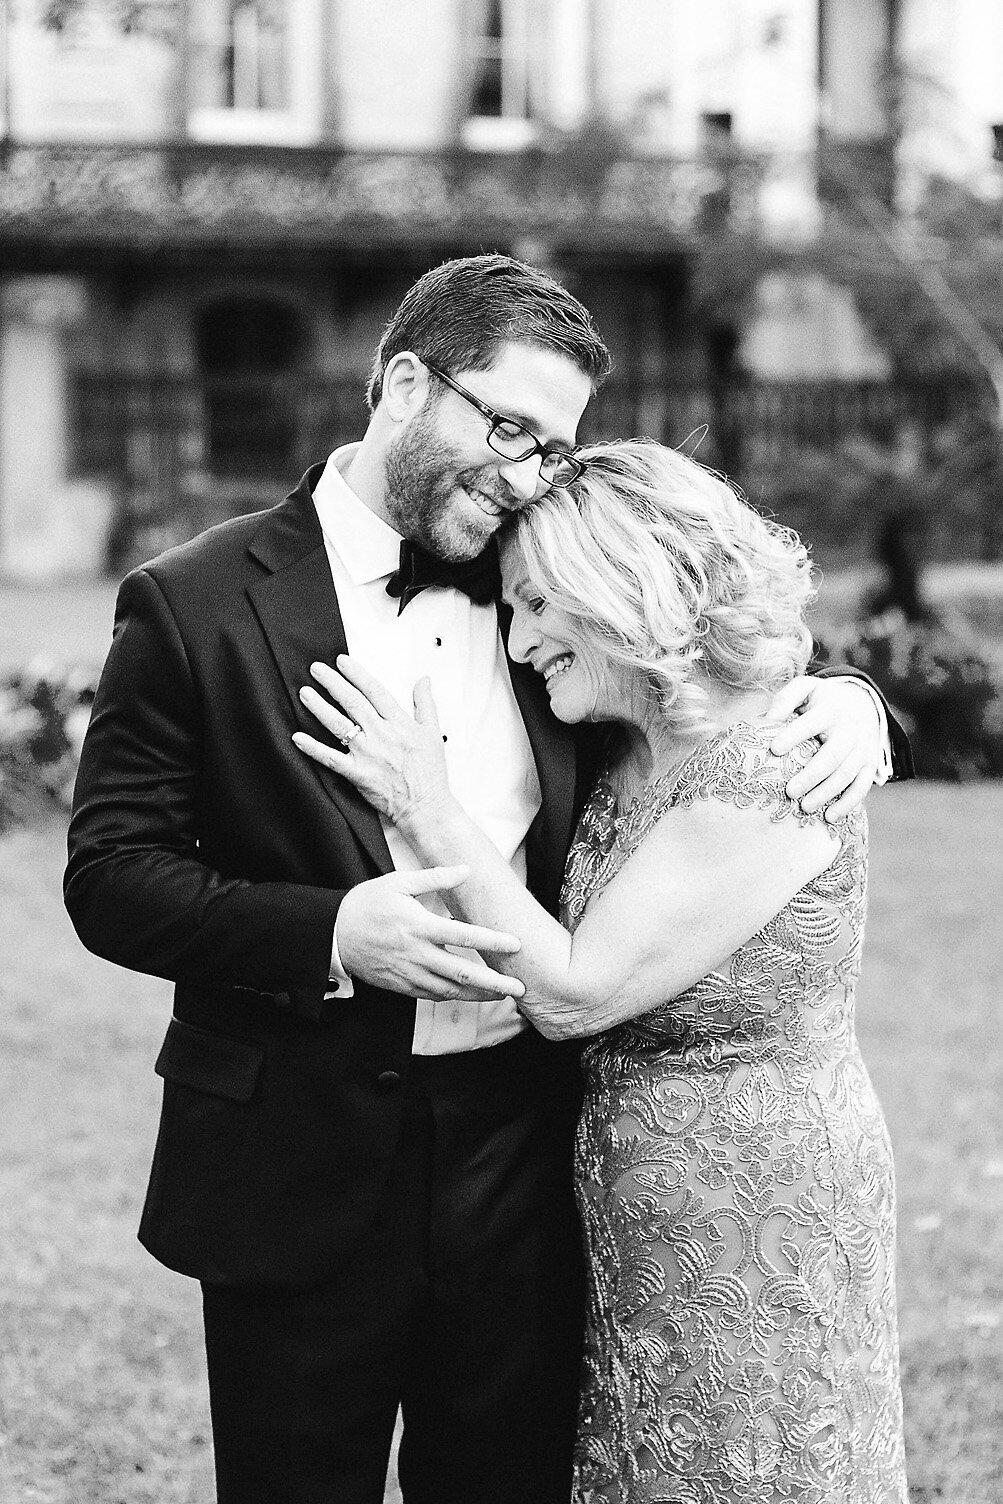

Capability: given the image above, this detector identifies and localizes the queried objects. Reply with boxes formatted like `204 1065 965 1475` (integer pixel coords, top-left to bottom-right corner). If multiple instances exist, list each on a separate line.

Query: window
700 112 734 147
699 112 735 232
188 0 321 144
462 0 536 150
197 298 304 477
194 0 288 113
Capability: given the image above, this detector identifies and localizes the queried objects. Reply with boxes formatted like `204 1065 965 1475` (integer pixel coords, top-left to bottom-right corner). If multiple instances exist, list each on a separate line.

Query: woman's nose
507 610 537 664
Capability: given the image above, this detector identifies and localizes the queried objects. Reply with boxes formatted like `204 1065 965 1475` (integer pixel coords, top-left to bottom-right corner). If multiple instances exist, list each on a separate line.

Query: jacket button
376 1069 403 1091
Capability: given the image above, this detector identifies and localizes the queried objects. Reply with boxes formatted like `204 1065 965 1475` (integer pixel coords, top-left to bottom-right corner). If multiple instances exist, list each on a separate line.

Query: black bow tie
385 539 501 615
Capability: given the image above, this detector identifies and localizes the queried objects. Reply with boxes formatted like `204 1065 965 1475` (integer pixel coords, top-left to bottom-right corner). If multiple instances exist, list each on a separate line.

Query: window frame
187 0 322 146
461 0 537 152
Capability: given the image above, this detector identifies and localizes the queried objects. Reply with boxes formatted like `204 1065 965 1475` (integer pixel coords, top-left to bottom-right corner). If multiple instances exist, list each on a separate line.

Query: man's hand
768 675 883 820
336 866 526 1001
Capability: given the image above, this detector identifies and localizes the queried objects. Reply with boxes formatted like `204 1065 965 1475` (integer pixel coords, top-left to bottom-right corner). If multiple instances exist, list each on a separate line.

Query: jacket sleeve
64 567 344 1019
811 661 915 781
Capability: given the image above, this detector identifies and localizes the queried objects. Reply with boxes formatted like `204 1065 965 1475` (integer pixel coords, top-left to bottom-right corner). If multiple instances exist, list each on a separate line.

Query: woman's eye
528 598 546 616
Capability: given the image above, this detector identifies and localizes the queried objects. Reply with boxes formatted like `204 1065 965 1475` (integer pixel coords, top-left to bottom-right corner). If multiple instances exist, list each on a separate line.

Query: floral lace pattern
564 722 907 1504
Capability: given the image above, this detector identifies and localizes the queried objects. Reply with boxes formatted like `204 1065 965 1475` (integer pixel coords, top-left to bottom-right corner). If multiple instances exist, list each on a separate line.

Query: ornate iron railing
71 370 991 566
0 142 769 251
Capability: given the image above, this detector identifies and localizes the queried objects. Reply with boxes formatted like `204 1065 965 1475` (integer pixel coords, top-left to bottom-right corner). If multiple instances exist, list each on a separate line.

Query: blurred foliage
690 232 779 329
762 405 1003 564
821 607 1003 781
798 179 1003 384
809 50 1003 381
815 501 1003 779
38 0 176 40
0 662 97 832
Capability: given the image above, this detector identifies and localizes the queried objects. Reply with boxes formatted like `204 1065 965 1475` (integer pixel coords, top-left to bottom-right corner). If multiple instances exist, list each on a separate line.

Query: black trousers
201 1030 585 1504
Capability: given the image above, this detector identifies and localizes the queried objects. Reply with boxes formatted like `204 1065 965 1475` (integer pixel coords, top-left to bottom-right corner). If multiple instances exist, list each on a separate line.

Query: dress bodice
560 720 867 1070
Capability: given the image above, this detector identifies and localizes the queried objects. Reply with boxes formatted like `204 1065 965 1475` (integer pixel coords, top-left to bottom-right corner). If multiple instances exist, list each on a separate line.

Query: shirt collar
312 443 403 586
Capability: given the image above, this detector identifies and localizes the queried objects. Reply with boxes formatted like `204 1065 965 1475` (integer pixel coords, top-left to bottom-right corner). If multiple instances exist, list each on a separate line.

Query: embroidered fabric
564 722 907 1504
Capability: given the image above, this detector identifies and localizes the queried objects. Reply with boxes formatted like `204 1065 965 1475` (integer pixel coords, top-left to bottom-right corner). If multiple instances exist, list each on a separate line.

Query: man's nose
497 453 547 508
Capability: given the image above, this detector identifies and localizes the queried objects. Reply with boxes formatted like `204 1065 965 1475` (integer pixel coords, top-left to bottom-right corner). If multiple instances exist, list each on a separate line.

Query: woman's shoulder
662 718 826 828
590 718 844 919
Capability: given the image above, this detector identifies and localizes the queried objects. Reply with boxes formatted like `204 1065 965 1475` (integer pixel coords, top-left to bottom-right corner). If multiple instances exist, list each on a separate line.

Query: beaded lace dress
563 722 907 1504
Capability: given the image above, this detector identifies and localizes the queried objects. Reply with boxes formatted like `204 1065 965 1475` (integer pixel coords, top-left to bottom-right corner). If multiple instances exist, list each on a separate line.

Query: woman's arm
295 658 840 1038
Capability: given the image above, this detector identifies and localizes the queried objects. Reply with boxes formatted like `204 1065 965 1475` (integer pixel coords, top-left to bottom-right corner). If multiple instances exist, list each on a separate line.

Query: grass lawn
2 785 1001 1503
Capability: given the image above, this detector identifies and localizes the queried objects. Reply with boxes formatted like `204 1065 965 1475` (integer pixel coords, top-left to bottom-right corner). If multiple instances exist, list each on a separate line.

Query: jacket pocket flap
155 1017 264 1103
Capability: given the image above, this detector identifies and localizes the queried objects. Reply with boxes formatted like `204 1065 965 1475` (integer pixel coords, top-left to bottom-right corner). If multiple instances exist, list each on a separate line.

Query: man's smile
458 481 516 523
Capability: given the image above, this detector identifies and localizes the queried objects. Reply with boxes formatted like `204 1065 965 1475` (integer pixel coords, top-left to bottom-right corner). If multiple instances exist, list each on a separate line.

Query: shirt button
376 1069 403 1091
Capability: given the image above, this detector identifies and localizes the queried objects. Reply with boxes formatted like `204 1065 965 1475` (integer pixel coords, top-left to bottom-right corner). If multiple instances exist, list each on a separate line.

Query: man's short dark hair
366 253 612 411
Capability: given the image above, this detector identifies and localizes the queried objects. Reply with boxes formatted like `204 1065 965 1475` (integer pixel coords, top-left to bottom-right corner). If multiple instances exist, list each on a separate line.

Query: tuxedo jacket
65 468 912 1289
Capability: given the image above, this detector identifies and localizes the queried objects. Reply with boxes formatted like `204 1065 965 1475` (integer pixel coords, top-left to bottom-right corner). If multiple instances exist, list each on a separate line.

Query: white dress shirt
312 445 541 1054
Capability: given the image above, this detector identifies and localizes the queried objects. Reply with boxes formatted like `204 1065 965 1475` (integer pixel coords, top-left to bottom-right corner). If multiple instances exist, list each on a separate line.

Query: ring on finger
341 722 364 746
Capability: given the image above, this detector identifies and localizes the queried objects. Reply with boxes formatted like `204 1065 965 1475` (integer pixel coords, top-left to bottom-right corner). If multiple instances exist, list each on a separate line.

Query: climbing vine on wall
35 0 176 42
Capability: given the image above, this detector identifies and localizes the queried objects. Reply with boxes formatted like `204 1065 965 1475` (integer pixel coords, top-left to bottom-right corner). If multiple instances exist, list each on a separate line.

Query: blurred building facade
1 0 1001 577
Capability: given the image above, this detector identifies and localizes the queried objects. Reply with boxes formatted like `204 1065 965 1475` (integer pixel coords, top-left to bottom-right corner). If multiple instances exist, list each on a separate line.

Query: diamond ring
341 722 363 745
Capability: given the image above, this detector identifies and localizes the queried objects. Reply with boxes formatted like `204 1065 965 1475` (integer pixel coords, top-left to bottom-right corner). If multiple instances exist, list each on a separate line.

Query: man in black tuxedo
65 254 911 1504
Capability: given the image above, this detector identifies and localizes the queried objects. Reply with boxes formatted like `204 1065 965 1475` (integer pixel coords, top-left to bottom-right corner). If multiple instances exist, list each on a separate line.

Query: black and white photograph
1 2 1001 1501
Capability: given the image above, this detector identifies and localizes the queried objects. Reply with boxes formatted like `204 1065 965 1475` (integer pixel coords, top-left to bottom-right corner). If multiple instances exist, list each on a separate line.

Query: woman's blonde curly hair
510 439 817 736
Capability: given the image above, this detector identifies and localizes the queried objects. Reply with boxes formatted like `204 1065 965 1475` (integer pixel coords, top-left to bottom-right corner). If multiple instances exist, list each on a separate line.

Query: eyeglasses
422 361 586 487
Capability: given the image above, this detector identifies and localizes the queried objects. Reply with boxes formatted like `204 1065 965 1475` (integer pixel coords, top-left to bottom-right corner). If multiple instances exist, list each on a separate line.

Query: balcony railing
0 141 772 252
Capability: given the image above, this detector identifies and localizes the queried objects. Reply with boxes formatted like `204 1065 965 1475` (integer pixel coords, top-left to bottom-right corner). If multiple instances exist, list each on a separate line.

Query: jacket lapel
246 467 393 874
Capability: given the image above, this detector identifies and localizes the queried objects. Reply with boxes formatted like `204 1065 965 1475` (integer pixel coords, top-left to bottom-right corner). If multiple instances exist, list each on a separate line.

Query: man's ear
382 352 431 424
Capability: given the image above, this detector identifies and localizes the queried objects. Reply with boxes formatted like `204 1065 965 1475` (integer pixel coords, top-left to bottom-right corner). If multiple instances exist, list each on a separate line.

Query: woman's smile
542 653 576 687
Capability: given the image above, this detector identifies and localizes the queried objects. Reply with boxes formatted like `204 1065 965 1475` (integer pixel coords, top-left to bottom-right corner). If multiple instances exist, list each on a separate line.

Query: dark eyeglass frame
422 360 585 487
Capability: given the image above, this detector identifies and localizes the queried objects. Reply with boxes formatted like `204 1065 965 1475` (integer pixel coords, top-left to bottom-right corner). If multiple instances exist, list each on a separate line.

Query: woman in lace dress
294 440 908 1504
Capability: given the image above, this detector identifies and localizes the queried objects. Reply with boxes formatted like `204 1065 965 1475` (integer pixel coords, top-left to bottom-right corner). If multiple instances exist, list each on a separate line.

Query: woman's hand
293 655 451 829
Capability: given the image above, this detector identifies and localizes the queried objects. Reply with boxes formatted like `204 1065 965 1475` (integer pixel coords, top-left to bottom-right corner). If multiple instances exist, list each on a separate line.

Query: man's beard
383 407 505 561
